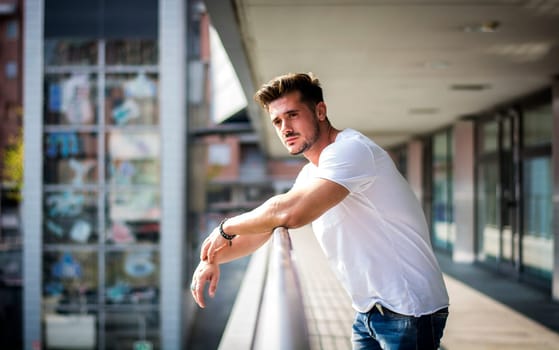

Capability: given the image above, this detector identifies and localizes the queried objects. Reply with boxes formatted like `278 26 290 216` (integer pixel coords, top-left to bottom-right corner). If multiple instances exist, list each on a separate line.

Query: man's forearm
213 233 271 265
220 178 349 237
221 196 286 237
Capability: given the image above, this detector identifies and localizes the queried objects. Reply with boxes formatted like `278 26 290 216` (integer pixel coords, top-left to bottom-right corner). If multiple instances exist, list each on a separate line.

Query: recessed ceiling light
450 84 491 91
463 20 500 33
409 108 439 115
486 42 552 62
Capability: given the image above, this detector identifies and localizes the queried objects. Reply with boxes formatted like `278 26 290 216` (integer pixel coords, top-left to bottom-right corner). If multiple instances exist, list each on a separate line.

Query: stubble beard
288 117 321 156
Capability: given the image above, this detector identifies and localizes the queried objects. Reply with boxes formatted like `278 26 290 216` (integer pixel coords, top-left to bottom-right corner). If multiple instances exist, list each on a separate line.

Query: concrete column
160 0 188 348
552 79 559 301
407 140 423 201
23 1 44 349
452 120 476 263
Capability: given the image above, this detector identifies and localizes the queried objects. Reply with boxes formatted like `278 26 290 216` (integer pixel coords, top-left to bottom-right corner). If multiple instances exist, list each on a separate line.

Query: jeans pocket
432 312 449 347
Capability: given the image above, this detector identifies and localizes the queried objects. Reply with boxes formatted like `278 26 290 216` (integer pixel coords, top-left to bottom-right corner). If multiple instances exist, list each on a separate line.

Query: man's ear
316 102 327 121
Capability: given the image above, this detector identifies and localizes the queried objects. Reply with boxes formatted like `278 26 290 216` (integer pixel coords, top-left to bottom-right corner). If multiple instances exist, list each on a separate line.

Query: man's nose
280 120 292 134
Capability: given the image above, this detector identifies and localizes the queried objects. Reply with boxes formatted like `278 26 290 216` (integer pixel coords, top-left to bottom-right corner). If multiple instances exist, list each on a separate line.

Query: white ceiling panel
205 0 559 156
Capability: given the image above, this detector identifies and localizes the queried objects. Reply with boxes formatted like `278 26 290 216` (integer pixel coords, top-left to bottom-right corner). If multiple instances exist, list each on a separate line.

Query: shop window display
43 251 98 305
106 189 160 244
106 131 160 185
44 132 98 185
43 190 98 244
44 73 98 125
105 310 160 350
105 250 159 305
105 40 158 66
44 40 98 66
42 39 160 349
43 249 98 349
105 73 159 126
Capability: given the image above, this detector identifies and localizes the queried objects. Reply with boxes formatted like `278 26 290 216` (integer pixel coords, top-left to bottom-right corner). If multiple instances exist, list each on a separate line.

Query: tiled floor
291 226 353 350
290 225 559 350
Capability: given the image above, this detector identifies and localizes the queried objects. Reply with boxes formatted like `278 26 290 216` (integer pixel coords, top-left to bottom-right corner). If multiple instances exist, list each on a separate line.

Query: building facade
23 0 191 348
394 84 559 296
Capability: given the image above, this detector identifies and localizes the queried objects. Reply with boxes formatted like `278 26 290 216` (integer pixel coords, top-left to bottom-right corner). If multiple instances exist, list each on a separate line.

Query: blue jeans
352 305 448 350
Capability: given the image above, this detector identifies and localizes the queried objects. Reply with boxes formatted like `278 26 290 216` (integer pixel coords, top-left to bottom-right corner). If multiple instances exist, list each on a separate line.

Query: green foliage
2 132 23 202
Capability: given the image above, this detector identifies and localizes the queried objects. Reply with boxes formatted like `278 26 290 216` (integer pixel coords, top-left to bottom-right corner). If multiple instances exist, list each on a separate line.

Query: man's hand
190 260 220 308
200 227 230 263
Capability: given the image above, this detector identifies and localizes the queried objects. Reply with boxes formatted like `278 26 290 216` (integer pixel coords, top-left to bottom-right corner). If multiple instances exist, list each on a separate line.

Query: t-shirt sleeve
293 163 311 189
316 139 375 193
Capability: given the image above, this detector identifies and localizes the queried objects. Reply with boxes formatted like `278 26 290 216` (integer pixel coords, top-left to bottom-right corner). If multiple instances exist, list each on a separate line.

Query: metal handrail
252 227 310 350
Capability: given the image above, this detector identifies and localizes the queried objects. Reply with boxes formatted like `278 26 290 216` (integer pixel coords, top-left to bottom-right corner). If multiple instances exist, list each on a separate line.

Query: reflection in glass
523 157 553 279
105 310 160 350
44 73 97 125
477 162 499 262
106 190 160 244
43 251 98 303
44 132 98 185
105 250 159 304
501 117 511 151
44 310 97 350
481 121 498 154
44 190 98 244
431 131 454 250
524 105 552 147
106 131 160 185
105 73 158 126
106 40 158 65
44 40 98 66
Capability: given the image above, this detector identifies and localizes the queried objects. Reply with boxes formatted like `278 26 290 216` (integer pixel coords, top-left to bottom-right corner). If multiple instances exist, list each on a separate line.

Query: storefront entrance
476 98 553 285
477 111 521 275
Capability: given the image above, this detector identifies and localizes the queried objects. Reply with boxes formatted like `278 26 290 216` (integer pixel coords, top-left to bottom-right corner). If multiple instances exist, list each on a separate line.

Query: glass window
522 157 553 279
44 190 98 244
5 61 17 79
106 190 160 244
106 40 158 66
105 310 160 350
207 185 231 205
106 131 160 185
6 20 18 39
481 121 498 154
501 117 511 151
523 105 552 147
208 143 231 166
105 250 159 304
44 40 98 66
431 130 454 251
476 161 499 262
43 251 98 303
42 38 161 349
105 73 159 126
44 74 98 125
44 132 98 185
44 310 97 350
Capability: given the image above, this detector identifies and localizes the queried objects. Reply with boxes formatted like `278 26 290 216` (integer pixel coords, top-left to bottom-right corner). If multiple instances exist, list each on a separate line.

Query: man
191 73 449 349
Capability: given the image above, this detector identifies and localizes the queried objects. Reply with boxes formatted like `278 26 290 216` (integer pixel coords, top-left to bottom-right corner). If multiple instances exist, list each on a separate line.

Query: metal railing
219 227 310 350
252 227 310 350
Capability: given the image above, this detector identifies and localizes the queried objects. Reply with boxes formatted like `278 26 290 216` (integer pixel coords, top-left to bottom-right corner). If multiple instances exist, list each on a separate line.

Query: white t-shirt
295 129 449 315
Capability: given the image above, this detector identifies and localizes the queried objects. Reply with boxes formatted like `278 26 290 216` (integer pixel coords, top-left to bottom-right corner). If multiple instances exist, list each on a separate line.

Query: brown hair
253 73 324 111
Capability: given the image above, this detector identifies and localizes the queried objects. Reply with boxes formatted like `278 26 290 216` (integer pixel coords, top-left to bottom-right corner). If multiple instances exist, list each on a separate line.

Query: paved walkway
289 225 559 350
